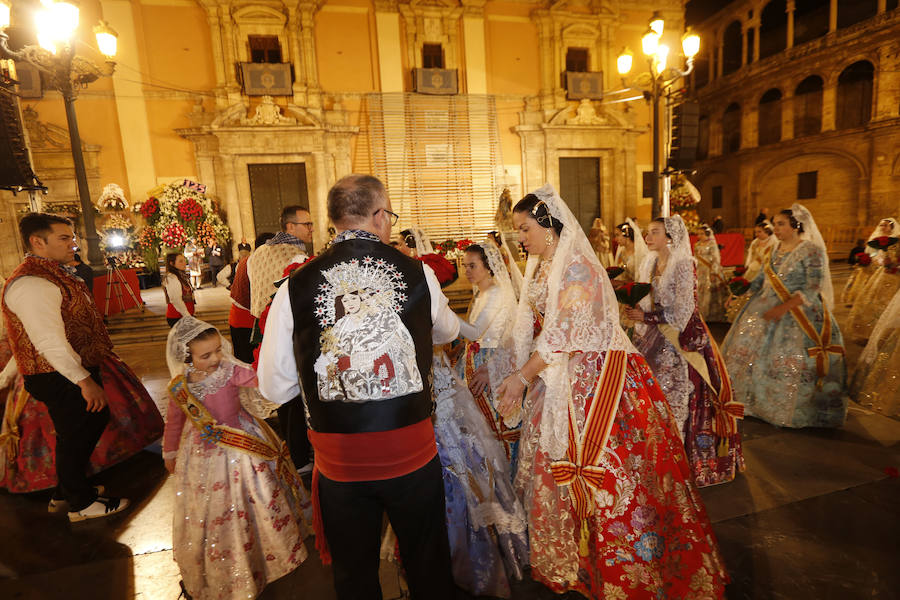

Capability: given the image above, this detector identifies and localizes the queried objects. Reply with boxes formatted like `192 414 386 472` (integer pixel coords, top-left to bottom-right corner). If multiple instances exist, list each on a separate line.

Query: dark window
887 0 898 10
759 0 787 60
794 75 823 137
722 103 742 154
566 47 589 73
712 185 723 209
422 44 444 69
746 28 755 63
722 21 743 75
249 35 282 64
837 61 874 129
642 171 655 198
797 171 817 199
794 0 829 45
837 0 877 29
758 88 783 145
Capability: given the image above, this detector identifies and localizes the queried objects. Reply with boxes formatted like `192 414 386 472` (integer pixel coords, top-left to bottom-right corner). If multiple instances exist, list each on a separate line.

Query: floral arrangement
866 236 899 251
614 282 652 307
103 213 133 230
178 197 203 222
138 196 160 220
606 266 625 280
136 228 158 251
669 173 701 231
437 238 475 262
421 253 458 287
161 222 187 248
96 183 129 212
45 202 82 215
728 276 751 296
732 265 747 277
855 252 872 266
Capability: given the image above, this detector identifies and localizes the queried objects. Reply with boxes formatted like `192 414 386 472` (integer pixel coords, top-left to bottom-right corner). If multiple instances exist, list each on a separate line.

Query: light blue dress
721 240 848 428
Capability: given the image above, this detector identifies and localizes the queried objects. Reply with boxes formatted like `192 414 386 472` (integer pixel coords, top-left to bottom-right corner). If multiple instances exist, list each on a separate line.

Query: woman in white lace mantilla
163 316 309 600
694 224 728 323
494 185 727 599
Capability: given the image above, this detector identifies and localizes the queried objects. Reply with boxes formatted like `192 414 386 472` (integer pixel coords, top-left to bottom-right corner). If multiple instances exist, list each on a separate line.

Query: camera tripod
104 257 145 318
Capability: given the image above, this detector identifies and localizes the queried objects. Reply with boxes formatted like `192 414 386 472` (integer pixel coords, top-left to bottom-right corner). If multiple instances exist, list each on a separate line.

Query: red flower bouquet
161 222 187 248
178 197 204 222
855 252 872 266
421 253 458 287
140 197 159 219
732 265 747 277
606 266 625 280
614 281 652 307
866 236 899 251
456 238 474 250
728 276 751 296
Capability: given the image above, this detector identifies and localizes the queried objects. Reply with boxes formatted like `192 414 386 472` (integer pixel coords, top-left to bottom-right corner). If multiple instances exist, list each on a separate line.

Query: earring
545 230 554 246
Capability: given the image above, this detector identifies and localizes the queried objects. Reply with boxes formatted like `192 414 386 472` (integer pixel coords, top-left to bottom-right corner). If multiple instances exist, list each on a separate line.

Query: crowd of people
0 176 895 600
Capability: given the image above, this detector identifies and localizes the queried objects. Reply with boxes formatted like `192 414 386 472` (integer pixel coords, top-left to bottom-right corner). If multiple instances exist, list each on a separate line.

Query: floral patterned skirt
515 352 728 599
848 269 900 341
0 354 164 493
173 410 309 600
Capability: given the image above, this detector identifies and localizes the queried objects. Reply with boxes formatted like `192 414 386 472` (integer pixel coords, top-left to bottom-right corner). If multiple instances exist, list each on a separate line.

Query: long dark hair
779 209 804 234
165 252 191 287
616 222 635 241
512 194 564 236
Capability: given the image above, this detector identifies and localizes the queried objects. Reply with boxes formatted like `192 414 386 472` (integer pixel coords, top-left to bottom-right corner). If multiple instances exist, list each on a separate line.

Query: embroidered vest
163 272 194 305
229 255 251 309
2 256 113 375
288 238 434 434
249 244 306 317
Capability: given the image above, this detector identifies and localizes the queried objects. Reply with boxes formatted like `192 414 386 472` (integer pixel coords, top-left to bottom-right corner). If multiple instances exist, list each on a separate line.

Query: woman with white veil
399 226 458 286
611 218 648 284
626 216 744 488
842 217 897 306
495 185 727 599
455 240 521 463
722 205 848 428
694 224 728 322
846 217 900 341
851 286 900 418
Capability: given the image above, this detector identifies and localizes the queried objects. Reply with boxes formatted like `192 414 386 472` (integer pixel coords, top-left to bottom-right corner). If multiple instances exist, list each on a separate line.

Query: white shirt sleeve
216 264 232 287
424 264 460 345
4 276 91 384
164 274 190 317
456 291 496 341
257 283 300 404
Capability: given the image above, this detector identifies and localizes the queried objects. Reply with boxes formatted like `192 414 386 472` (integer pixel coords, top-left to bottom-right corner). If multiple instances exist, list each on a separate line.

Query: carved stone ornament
22 106 72 149
566 99 608 125
241 95 297 126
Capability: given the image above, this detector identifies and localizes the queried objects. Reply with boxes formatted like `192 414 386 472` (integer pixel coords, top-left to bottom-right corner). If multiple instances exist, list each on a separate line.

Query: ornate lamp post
617 14 699 218
0 0 117 267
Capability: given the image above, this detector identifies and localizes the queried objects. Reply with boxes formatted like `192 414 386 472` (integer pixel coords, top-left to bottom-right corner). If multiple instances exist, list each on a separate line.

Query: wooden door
558 157 601 235
248 163 309 235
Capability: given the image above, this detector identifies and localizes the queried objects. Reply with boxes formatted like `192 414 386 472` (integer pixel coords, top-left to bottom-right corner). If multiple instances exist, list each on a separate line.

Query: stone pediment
548 0 614 16
209 99 321 128
231 4 287 24
547 99 630 128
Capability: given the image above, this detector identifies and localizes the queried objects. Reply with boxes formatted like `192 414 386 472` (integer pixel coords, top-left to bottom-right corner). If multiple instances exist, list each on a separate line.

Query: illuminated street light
616 47 633 76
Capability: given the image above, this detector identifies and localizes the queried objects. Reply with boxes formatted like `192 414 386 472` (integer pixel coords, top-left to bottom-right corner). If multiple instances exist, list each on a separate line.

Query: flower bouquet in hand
866 236 899 251
855 252 872 266
606 266 624 280
614 282 652 307
732 265 747 277
728 276 751 296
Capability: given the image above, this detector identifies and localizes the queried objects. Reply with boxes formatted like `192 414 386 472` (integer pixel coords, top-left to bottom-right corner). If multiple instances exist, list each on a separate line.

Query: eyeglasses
374 208 400 226
287 221 314 228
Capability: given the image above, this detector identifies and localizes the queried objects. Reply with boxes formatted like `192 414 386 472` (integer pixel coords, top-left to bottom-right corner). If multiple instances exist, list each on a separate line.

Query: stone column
878 0 886 13
743 105 757 149
829 0 838 32
462 0 487 94
752 24 760 62
874 43 900 121
822 84 837 130
781 91 794 141
717 43 724 78
375 1 404 92
786 0 795 49
298 3 322 109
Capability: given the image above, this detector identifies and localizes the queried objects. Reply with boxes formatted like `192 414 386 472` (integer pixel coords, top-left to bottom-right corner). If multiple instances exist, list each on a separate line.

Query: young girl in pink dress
163 316 309 600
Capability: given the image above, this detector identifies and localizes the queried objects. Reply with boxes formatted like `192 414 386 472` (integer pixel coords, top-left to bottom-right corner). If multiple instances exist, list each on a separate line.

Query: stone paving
1 271 899 600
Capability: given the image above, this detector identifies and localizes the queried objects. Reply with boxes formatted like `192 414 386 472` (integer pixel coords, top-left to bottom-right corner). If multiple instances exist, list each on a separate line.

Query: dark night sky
685 0 740 26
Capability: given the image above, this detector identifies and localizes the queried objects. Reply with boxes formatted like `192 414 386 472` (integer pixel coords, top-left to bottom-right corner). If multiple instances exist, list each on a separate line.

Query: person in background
207 242 224 287
755 207 769 225
237 239 252 254
70 253 94 295
847 239 866 265
227 233 274 364
712 215 725 234
163 252 195 327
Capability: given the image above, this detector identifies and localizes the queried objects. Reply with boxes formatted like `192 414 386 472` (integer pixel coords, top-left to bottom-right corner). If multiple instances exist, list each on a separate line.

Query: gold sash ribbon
763 257 844 385
464 343 519 460
167 375 304 494
695 253 726 285
0 386 29 464
550 350 627 520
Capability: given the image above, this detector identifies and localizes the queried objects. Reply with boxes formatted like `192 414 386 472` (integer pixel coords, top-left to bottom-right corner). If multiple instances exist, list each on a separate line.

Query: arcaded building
688 0 900 242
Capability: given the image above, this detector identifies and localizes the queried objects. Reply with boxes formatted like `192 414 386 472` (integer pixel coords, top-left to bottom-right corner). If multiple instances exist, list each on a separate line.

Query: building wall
690 0 900 231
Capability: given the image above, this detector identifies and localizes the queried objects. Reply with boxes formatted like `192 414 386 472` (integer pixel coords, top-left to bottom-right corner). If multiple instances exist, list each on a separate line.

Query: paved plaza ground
1 267 898 600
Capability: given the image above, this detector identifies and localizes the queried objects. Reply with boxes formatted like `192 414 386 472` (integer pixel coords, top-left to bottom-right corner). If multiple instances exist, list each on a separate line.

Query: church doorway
248 163 309 236
558 157 601 235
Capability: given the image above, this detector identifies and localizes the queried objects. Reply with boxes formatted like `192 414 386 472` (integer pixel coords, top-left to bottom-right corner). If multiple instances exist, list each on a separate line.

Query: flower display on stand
669 173 701 231
96 183 129 212
161 222 188 248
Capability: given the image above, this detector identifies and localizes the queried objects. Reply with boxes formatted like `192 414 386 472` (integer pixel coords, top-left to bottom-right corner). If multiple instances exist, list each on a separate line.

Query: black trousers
23 369 108 511
318 455 454 600
229 326 256 364
276 396 310 468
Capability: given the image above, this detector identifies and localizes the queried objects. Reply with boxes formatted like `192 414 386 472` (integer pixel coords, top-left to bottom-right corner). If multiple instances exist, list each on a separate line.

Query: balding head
327 174 393 243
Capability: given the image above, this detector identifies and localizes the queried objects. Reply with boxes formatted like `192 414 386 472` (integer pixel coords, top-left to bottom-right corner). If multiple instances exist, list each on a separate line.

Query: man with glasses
247 205 314 473
258 174 458 600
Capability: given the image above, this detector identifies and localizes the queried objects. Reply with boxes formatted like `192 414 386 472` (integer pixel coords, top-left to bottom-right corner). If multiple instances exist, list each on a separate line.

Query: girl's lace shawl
636 214 696 336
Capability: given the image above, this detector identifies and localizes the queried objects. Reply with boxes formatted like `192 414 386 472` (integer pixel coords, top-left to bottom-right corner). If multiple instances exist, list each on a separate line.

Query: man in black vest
258 174 458 599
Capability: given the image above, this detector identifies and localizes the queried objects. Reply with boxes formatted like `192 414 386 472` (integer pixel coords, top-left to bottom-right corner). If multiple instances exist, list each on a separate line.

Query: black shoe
178 580 193 600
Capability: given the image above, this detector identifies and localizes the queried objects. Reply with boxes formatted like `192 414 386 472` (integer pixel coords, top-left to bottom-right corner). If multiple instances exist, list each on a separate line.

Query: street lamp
0 0 118 268
618 18 700 218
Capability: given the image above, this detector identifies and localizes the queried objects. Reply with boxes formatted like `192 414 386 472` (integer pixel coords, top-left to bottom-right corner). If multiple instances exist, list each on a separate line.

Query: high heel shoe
177 580 193 600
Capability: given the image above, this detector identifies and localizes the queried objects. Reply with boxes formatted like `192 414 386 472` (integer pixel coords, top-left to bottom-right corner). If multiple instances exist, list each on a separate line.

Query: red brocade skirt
1 354 164 493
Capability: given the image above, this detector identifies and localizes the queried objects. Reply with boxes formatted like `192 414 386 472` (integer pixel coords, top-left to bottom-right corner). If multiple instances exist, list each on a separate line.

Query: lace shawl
636 214 696 335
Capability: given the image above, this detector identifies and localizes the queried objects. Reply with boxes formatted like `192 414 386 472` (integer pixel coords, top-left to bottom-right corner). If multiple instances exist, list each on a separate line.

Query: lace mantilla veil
165 316 277 418
791 203 835 310
636 214 696 336
699 224 723 265
508 184 635 460
477 239 520 394
629 217 650 271
866 217 900 242
405 226 435 255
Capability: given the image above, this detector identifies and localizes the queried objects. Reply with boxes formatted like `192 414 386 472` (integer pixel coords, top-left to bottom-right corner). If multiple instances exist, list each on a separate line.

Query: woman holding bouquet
495 186 728 599
625 216 744 487
841 219 896 306
399 227 458 287
722 205 848 428
694 225 728 323
611 219 648 284
745 220 778 282
846 218 900 341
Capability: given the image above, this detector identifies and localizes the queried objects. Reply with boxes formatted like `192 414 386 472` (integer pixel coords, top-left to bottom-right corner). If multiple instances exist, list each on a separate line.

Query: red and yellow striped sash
549 350 627 519
763 257 844 384
464 343 520 460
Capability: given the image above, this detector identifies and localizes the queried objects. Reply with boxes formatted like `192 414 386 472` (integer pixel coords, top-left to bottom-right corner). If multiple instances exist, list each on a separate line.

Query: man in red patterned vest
1 214 129 522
